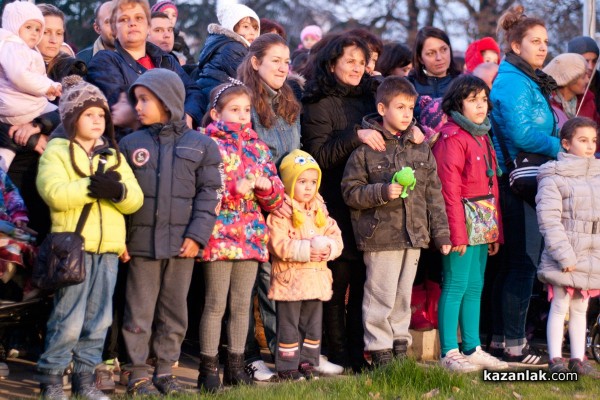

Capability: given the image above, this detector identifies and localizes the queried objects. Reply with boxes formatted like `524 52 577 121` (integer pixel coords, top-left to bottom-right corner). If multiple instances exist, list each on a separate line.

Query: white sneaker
244 360 276 381
440 349 481 372
315 355 344 375
464 346 509 370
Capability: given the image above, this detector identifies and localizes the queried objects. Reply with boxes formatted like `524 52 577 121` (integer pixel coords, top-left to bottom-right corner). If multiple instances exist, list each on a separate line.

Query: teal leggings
438 244 487 355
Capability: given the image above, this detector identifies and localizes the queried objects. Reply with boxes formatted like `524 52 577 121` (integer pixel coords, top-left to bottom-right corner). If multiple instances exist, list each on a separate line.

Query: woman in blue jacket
489 5 560 365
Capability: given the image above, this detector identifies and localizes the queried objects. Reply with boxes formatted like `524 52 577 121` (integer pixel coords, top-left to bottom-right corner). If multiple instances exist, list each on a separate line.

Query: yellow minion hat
279 149 326 228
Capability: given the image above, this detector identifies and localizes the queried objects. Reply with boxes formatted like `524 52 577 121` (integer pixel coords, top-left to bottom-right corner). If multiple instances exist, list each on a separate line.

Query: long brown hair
237 33 300 129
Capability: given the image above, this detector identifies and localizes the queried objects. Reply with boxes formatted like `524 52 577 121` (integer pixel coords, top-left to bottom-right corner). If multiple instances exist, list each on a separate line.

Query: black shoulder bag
32 155 107 290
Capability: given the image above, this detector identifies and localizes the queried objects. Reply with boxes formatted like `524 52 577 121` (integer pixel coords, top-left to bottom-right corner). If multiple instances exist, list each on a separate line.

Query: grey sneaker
73 384 110 400
94 367 115 394
568 358 600 378
548 357 569 373
40 383 68 400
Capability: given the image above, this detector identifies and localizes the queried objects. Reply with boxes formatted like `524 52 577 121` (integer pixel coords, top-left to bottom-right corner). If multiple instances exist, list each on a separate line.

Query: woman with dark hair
301 33 381 373
408 26 461 99
346 28 383 76
489 4 559 365
259 18 286 40
376 42 412 77
237 33 302 380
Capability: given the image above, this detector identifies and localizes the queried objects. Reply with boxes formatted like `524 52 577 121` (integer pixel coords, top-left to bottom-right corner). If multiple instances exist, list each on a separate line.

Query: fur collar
207 23 249 47
287 71 306 90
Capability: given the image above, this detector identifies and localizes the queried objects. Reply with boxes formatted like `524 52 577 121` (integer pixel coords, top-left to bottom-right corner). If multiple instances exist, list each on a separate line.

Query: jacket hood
128 68 185 122
207 23 249 46
538 152 600 180
0 28 24 45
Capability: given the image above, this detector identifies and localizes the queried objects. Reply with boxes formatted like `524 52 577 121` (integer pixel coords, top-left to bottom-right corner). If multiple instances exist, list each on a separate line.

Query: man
148 11 174 53
77 1 115 64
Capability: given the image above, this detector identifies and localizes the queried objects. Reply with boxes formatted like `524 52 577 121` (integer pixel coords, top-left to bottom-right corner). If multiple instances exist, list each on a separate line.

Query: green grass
117 359 600 399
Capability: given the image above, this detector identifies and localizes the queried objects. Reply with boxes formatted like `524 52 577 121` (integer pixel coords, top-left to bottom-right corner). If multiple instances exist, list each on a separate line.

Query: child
464 37 501 73
0 0 61 170
197 81 284 392
536 117 600 378
35 76 143 400
0 166 36 292
341 76 451 367
433 75 507 372
118 68 223 396
268 149 343 380
196 3 260 115
299 25 322 50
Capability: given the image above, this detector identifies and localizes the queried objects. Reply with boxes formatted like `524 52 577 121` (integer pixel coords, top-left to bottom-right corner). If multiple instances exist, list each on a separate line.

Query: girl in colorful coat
198 80 284 392
35 76 143 399
433 75 507 372
536 117 600 378
267 149 343 380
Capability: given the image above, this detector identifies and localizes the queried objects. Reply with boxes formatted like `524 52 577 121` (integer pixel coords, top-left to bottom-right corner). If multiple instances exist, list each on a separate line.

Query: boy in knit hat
267 149 343 380
119 69 223 396
195 2 260 115
150 0 178 26
300 25 322 50
0 0 62 170
36 75 143 400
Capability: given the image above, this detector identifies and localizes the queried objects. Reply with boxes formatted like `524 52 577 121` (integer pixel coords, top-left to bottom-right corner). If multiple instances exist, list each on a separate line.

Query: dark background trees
0 0 595 57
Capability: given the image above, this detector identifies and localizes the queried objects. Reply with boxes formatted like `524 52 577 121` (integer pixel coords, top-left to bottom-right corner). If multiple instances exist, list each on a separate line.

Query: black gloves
88 171 123 200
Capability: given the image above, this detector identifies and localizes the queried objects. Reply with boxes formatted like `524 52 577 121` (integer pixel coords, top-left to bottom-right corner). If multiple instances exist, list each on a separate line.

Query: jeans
245 261 277 362
492 179 542 346
38 253 118 375
439 245 487 355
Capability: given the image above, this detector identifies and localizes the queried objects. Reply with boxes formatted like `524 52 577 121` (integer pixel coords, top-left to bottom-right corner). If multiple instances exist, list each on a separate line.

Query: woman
376 42 412 78
543 53 600 128
301 34 380 373
489 4 559 365
237 33 301 381
87 0 202 130
408 27 461 100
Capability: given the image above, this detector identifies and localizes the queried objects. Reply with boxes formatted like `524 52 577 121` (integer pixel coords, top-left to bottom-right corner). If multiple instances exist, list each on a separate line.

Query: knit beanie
464 37 500 73
300 25 322 42
567 36 600 56
542 53 587 87
151 1 178 16
279 149 326 228
216 2 259 33
59 75 113 138
1 0 45 38
419 96 445 132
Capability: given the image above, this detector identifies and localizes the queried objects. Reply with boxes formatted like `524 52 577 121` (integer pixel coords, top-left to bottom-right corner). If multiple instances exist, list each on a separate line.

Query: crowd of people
1 0 600 399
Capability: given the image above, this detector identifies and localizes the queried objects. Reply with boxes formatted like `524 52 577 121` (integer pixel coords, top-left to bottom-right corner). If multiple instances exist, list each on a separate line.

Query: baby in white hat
0 1 62 169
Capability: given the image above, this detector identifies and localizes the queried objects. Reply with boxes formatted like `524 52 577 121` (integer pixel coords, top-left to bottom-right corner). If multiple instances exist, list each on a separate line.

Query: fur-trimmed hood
207 23 249 47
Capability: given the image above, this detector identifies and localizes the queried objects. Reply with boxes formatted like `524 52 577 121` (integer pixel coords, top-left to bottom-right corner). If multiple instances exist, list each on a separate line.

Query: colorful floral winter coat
202 120 284 262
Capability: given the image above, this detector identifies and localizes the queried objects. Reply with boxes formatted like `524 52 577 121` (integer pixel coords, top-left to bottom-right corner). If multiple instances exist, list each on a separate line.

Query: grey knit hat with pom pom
59 75 113 138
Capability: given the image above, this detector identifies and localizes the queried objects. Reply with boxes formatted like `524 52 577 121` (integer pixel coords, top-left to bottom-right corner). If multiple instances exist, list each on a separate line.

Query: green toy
391 167 417 198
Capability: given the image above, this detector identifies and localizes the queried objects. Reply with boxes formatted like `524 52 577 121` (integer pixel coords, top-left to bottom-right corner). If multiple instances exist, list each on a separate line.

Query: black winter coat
118 121 223 259
195 24 249 116
87 40 203 125
301 80 377 260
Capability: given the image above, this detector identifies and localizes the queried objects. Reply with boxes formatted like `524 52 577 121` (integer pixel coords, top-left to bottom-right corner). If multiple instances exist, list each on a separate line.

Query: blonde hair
110 0 150 36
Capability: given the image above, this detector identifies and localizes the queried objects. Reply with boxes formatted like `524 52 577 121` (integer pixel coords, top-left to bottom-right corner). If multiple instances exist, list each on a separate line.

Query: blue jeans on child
37 253 118 375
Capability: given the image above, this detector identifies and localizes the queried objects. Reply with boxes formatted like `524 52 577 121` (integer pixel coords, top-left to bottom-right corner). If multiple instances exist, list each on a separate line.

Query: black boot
39 372 67 400
370 349 393 368
72 372 110 400
223 352 254 386
393 339 409 359
197 354 222 393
